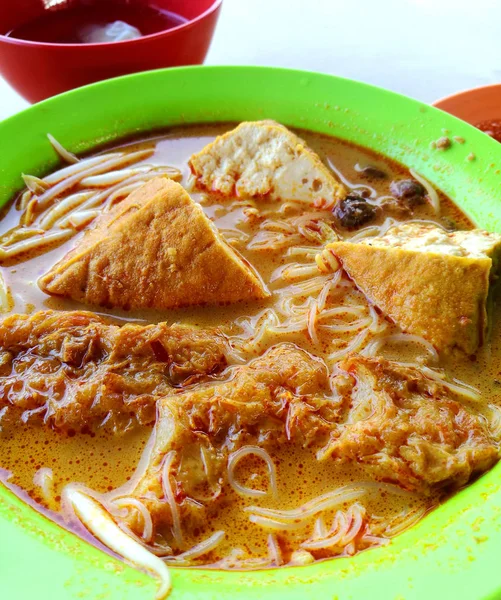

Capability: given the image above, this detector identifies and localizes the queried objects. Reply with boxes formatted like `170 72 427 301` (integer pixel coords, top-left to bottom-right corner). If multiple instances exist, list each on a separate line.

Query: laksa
0 121 499 597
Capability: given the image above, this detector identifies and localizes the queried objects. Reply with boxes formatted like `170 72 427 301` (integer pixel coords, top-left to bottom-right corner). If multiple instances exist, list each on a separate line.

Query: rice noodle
80 166 157 187
64 486 171 599
319 317 373 333
378 360 482 403
228 446 278 499
0 227 42 247
21 198 39 227
107 181 145 205
351 217 399 243
274 263 320 282
278 200 309 214
314 516 328 538
289 550 315 565
42 152 123 185
298 220 337 245
199 445 223 500
245 484 366 522
348 225 382 242
368 304 388 335
247 211 339 251
238 310 280 351
267 319 310 336
346 480 417 499
248 514 304 531
327 327 372 363
261 219 297 234
112 519 172 558
487 404 501 439
220 228 250 244
91 164 180 189
316 248 340 273
80 171 179 213
247 232 303 251
0 272 13 312
383 505 428 537
327 158 376 197
307 302 320 345
33 467 54 505
47 134 79 164
161 452 184 549
362 534 390 546
280 274 332 297
58 210 99 230
165 531 225 564
362 333 439 364
111 497 154 543
38 191 96 229
235 263 376 365
286 246 319 259
275 296 313 319
18 190 33 210
22 174 49 194
409 168 440 214
267 534 283 566
301 503 365 551
318 306 368 320
0 229 73 261
419 365 481 401
317 274 339 312
36 149 154 210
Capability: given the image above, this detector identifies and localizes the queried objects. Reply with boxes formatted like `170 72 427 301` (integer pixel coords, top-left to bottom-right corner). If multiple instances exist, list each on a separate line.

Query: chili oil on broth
0 123 497 571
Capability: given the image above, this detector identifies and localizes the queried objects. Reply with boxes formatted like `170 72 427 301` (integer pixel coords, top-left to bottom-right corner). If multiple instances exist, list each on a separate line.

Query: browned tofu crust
0 310 228 433
39 177 268 310
326 241 495 354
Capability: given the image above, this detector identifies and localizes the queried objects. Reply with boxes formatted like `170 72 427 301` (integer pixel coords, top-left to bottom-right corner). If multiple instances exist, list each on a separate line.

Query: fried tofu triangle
325 223 501 354
189 120 346 208
0 310 228 433
39 177 268 310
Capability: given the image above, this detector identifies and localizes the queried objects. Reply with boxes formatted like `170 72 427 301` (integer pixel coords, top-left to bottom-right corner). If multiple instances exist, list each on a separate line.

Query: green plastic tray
1 66 501 600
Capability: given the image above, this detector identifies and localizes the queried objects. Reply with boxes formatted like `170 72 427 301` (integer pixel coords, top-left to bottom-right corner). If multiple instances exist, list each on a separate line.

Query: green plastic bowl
1 66 501 600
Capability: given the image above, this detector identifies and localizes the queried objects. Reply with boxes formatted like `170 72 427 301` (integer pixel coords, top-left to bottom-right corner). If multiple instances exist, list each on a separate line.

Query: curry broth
0 124 498 568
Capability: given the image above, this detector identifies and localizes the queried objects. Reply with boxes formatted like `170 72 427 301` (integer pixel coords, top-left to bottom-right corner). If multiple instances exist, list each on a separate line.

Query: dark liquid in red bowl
4 0 188 44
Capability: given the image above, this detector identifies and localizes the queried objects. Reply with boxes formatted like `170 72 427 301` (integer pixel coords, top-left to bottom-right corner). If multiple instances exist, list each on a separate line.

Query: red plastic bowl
0 0 222 103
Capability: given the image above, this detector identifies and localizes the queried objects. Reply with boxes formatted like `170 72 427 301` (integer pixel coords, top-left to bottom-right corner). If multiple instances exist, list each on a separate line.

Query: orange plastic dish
433 83 501 127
